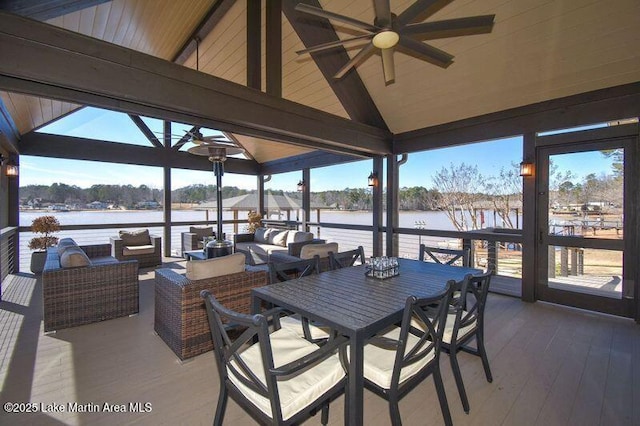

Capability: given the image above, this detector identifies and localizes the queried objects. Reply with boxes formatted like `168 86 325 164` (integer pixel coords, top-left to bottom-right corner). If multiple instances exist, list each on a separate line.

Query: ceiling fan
294 0 495 85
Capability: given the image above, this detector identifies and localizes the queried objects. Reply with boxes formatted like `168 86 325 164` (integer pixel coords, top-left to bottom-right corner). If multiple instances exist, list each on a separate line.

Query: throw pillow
300 242 338 259
286 231 314 246
57 238 78 255
189 226 214 239
60 246 91 268
119 229 151 246
186 252 245 280
254 227 269 243
270 230 289 247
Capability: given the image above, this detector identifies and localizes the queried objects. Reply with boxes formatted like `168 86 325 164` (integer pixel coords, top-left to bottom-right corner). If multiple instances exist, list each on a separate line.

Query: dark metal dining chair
442 270 493 413
328 246 365 270
419 244 471 267
268 256 320 283
201 290 348 426
348 281 455 426
268 256 329 343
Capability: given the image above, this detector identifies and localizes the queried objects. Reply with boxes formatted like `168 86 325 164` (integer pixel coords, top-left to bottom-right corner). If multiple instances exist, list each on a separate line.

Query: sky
20 107 617 191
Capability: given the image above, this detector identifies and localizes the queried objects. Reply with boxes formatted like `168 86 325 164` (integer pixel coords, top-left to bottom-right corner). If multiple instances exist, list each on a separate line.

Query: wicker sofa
154 255 268 360
233 227 325 265
42 240 139 332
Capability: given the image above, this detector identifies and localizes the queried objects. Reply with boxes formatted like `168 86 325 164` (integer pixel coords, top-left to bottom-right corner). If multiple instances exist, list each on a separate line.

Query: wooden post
570 248 578 275
548 246 556 278
487 241 498 274
462 238 474 268
372 156 383 257
162 120 172 257
233 210 238 235
560 247 568 276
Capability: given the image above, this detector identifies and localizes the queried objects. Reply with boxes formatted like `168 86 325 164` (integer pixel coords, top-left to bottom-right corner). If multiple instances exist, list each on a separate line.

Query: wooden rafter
19 132 259 175
0 0 110 21
128 114 163 148
171 0 236 65
0 11 391 156
171 125 198 151
0 96 20 153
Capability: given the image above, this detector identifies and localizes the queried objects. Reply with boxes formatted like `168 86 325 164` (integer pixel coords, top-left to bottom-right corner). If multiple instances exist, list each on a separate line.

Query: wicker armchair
110 229 161 268
42 244 139 332
154 266 268 360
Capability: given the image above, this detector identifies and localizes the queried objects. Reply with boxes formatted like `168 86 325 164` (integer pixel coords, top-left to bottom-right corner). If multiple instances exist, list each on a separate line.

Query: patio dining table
251 258 481 426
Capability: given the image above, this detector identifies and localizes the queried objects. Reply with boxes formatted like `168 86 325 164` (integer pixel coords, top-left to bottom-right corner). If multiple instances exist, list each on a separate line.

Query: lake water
20 208 519 230
17 209 521 272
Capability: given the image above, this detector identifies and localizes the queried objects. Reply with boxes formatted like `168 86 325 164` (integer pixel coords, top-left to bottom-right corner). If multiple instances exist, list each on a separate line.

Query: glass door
536 126 637 318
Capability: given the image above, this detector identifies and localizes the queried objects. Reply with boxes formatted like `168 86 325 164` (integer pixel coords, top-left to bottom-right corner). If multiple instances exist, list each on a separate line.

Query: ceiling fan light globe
372 30 399 49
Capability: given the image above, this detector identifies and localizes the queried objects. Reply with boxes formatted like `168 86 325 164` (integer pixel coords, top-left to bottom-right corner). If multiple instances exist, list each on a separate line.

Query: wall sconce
297 179 305 192
367 171 378 187
519 161 534 177
1 153 18 177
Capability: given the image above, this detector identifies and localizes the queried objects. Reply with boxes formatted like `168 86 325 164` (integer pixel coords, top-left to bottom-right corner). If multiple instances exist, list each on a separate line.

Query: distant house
87 201 108 209
135 200 161 209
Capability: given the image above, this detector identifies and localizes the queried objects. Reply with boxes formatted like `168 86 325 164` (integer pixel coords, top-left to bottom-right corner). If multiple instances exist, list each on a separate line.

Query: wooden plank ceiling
1 0 639 161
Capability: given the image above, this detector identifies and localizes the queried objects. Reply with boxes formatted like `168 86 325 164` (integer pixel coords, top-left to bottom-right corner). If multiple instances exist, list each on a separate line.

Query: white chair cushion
122 244 155 256
360 326 436 389
300 243 338 259
270 230 289 247
186 252 245 280
410 312 477 344
278 315 331 341
228 327 345 421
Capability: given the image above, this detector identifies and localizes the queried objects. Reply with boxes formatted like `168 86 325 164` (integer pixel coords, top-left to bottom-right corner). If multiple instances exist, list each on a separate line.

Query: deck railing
13 220 523 291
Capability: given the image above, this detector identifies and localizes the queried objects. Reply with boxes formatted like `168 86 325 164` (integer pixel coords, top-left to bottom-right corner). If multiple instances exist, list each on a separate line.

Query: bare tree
432 163 483 231
483 163 521 229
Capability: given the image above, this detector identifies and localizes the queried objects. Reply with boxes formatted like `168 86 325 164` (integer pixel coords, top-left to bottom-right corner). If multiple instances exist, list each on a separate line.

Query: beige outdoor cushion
300 243 338 259
359 326 436 389
57 238 78 255
410 313 476 344
286 231 313 246
186 252 245 280
270 230 289 247
123 245 155 256
119 229 151 246
228 327 345 421
60 246 91 268
189 226 214 239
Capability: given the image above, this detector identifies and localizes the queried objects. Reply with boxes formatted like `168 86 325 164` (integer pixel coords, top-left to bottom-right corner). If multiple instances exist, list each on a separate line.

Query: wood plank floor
0 262 638 426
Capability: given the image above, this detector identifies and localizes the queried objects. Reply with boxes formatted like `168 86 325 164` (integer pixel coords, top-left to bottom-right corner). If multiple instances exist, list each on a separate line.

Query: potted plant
246 210 263 233
28 215 60 274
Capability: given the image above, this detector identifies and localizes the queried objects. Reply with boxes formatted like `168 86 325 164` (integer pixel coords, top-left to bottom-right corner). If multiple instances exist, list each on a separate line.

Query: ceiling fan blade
296 33 374 55
373 0 392 27
381 47 395 84
334 42 376 79
403 15 495 37
295 3 378 32
396 0 452 27
397 35 454 67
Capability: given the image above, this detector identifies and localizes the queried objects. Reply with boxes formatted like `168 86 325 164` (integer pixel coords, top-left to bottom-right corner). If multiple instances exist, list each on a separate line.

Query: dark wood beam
283 0 388 130
19 132 259 175
0 96 19 153
171 125 197 150
0 0 110 21
260 151 362 175
394 82 640 154
171 0 236 64
0 12 391 156
266 0 282 97
128 114 162 148
246 0 261 90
